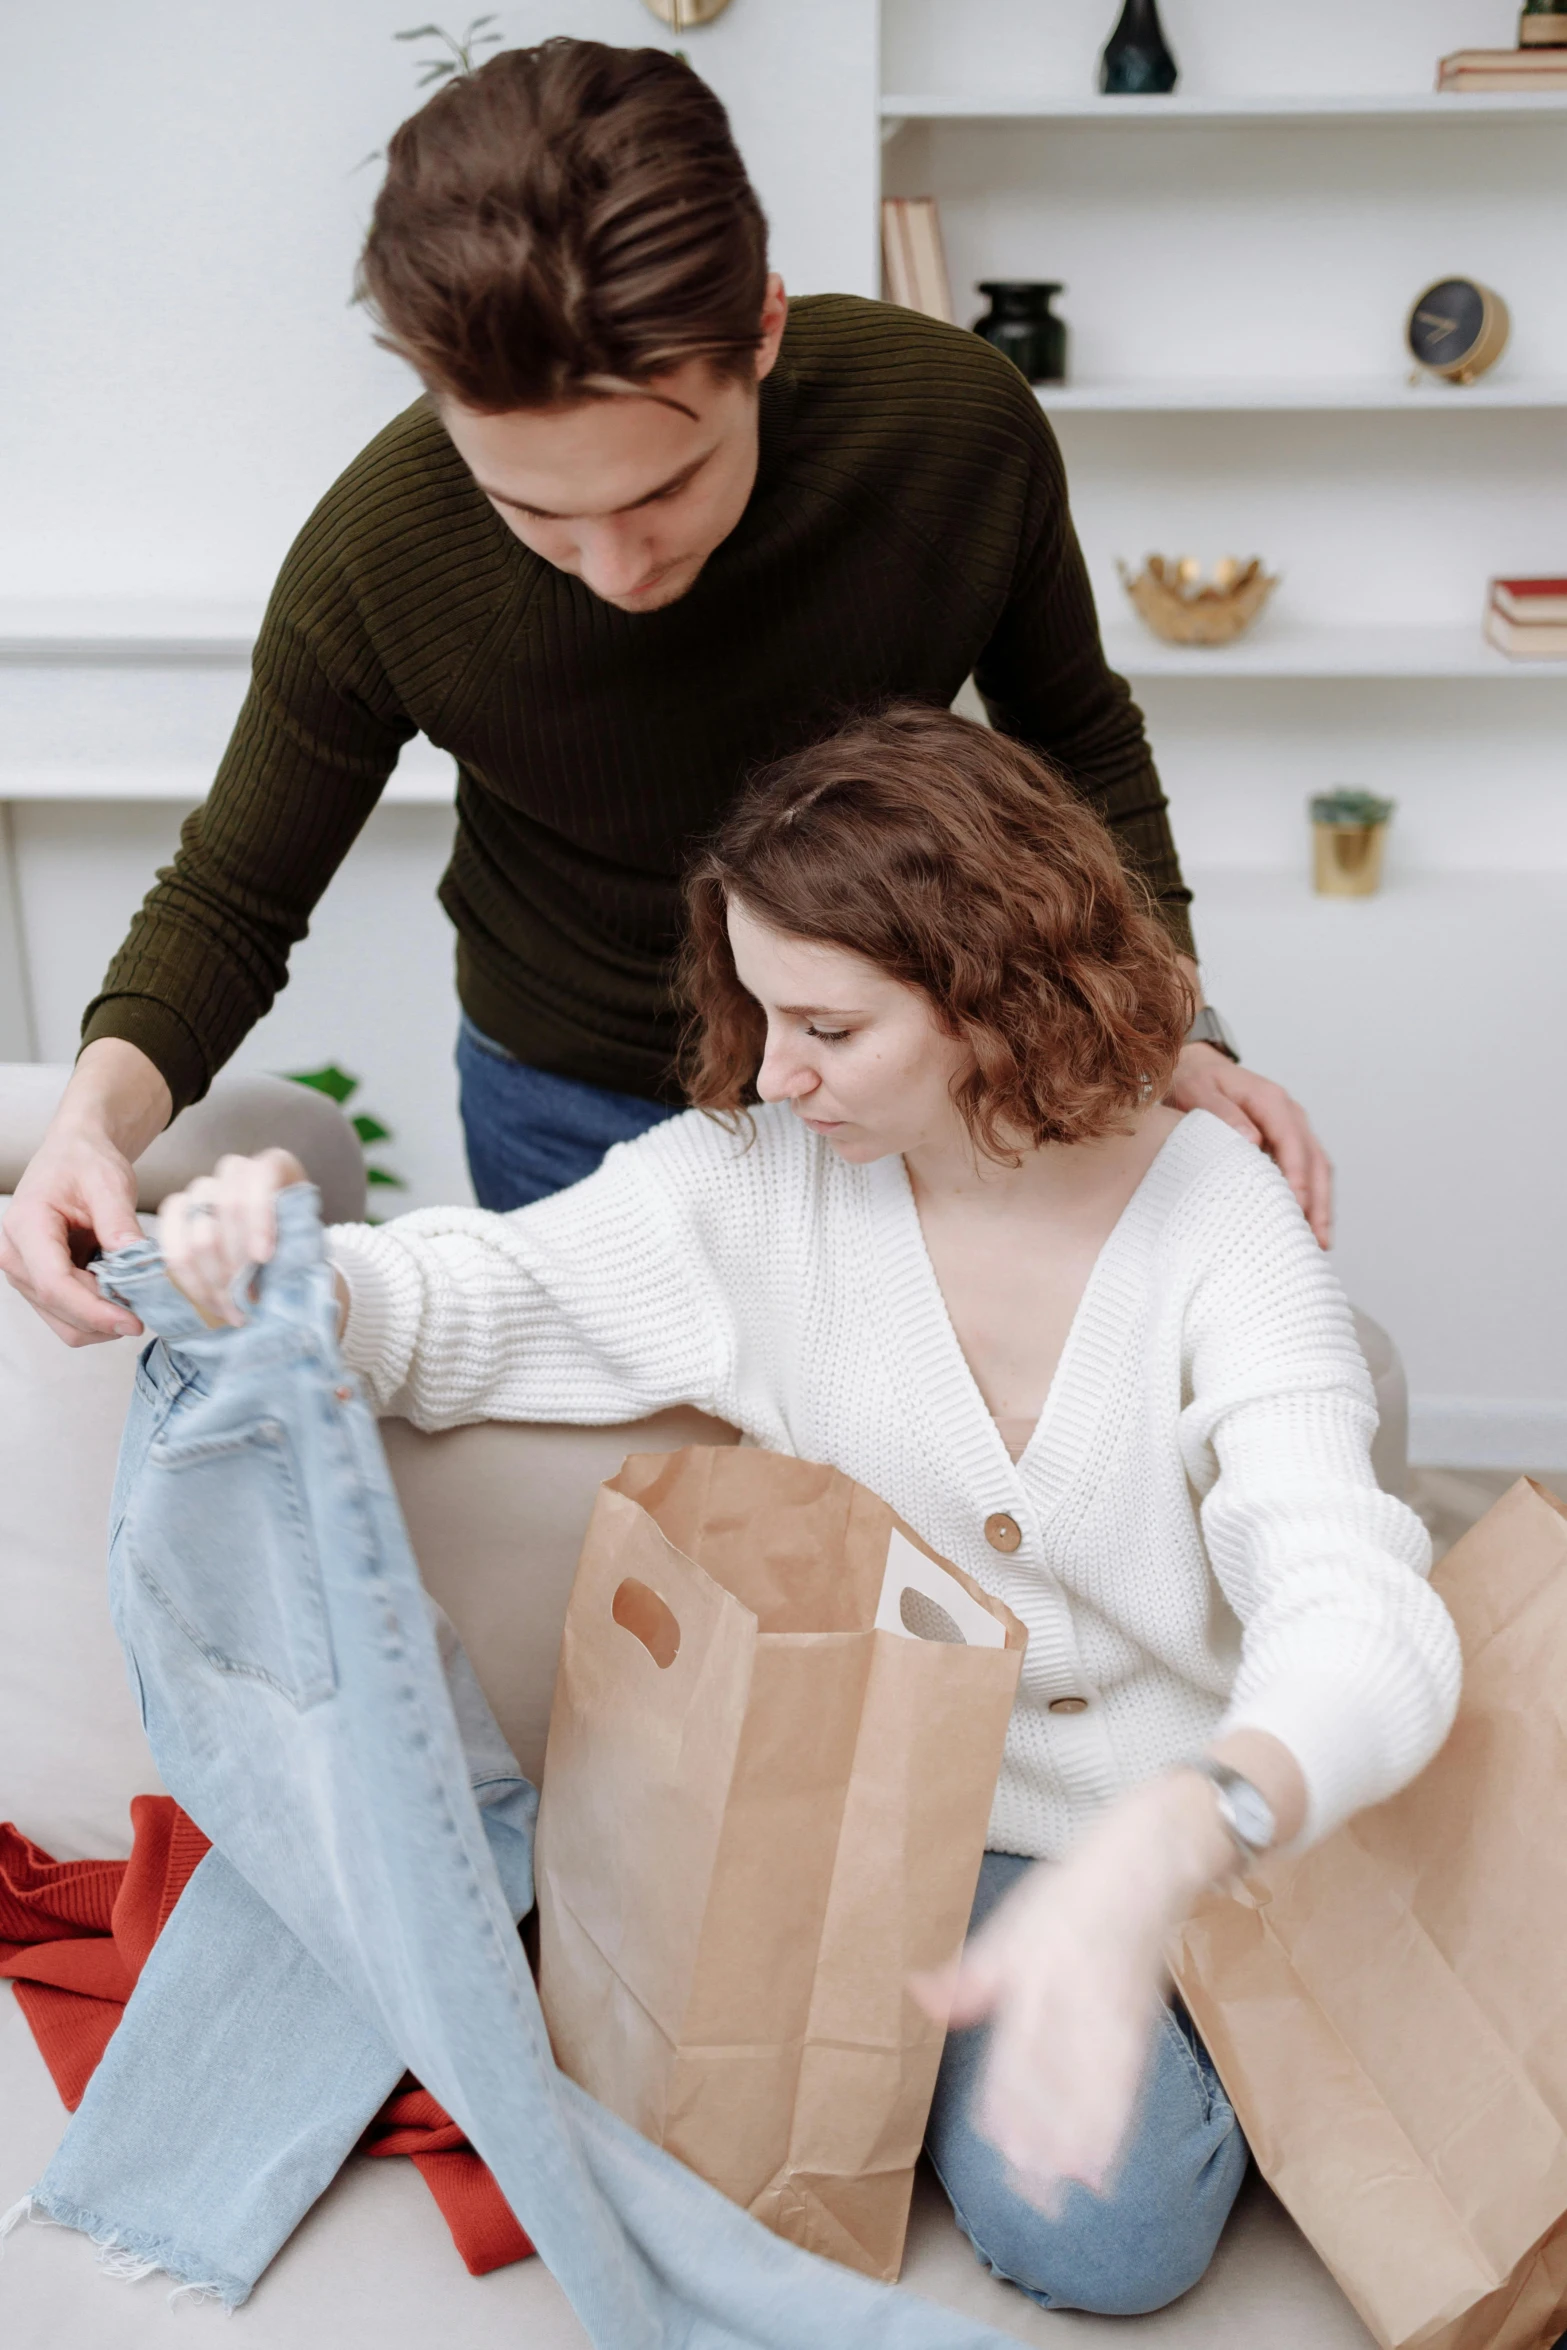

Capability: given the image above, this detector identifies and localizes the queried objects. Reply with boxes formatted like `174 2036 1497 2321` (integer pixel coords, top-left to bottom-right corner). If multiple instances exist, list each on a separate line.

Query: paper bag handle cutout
611 1576 681 1669
875 1527 1006 1650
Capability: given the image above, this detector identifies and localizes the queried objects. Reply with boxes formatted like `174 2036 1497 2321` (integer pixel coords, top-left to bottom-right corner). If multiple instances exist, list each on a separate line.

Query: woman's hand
157 1149 307 1328
914 1772 1234 2214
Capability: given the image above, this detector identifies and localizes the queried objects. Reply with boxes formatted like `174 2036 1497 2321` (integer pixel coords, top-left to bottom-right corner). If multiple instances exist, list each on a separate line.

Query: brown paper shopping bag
534 1446 1024 2282
1174 1479 1567 2350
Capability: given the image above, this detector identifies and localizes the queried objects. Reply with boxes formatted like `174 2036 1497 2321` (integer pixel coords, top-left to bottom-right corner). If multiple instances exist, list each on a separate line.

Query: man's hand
1168 1041 1334 1248
1171 959 1333 1247
0 1040 173 1346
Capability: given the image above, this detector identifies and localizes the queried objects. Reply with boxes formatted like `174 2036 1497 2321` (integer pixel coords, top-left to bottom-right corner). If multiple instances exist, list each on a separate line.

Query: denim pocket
124 1416 337 1710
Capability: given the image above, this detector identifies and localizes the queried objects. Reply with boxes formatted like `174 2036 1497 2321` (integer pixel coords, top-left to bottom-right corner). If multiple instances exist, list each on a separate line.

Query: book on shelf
1492 576 1567 625
1485 608 1567 655
880 197 954 326
1484 578 1567 657
1438 47 1567 87
1441 67 1567 86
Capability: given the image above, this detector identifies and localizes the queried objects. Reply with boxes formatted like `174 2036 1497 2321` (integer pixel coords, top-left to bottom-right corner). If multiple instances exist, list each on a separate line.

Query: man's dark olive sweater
86 296 1192 1113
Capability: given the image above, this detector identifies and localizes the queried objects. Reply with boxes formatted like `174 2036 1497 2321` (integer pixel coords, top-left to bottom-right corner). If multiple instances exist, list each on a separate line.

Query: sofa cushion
0 1067 367 1222
0 1265 161 1860
383 1409 738 1786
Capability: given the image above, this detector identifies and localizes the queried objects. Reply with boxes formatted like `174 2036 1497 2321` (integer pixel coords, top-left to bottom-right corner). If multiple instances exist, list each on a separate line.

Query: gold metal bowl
1118 554 1279 646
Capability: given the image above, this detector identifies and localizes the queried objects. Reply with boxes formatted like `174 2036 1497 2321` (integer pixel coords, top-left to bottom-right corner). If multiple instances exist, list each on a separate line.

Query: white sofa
0 1066 1381 2347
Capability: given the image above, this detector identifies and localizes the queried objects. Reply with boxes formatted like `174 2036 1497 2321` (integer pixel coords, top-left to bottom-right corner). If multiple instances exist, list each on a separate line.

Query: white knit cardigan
330 1105 1460 1860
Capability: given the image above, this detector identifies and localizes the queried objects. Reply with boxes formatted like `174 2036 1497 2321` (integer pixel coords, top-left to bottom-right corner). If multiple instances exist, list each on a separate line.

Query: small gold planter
1313 823 1388 897
1310 791 1394 897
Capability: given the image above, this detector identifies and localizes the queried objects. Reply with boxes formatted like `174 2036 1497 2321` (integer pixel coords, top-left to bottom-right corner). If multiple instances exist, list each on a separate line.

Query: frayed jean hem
16 2188 248 2308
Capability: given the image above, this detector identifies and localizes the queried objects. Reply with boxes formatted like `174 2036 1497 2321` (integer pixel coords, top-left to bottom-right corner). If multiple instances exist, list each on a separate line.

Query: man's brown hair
358 39 769 411
681 705 1194 1157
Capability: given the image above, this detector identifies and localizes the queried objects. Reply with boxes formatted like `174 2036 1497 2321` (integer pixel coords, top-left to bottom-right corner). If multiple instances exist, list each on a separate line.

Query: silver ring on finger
185 1199 220 1220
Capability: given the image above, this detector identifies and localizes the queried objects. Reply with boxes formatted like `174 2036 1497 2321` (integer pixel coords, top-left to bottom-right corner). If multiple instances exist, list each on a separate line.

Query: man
1 36 1329 1348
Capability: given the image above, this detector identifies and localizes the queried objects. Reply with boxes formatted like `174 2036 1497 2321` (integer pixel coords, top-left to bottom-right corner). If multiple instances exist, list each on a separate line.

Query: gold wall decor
642 0 735 26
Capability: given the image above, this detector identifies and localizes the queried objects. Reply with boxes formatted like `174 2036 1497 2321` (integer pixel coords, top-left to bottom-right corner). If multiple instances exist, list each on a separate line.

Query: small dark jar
973 282 1068 385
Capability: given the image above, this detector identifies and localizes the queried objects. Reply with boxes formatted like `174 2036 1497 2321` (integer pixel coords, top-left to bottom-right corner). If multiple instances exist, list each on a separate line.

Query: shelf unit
877 4 1567 1458
1037 379 1567 412
0 759 455 806
1101 624 1567 681
0 603 455 804
880 26 1567 690
882 91 1567 127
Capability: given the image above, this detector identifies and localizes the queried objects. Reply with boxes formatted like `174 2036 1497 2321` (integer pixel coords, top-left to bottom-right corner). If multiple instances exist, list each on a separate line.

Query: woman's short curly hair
680 703 1193 1156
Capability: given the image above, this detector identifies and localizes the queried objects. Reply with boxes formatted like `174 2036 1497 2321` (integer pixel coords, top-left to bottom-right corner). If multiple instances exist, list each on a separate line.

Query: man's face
438 277 787 613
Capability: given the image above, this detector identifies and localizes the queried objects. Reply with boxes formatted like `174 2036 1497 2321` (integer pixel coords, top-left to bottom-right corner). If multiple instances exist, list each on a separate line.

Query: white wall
11 798 472 1212
0 0 878 605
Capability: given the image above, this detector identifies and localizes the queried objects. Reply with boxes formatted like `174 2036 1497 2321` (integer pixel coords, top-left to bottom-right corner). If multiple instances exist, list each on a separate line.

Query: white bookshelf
3 620 1560 711
882 91 1567 126
881 7 1567 676
880 0 1567 1458
0 757 455 805
1101 624 1567 681
1039 378 1567 412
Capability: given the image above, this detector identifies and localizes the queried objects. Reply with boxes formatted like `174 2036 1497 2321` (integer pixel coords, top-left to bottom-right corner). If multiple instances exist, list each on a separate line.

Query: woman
160 704 1459 2317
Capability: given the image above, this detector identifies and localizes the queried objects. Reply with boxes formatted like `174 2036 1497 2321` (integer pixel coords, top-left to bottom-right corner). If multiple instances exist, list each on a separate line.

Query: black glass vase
1099 0 1178 95
973 283 1068 385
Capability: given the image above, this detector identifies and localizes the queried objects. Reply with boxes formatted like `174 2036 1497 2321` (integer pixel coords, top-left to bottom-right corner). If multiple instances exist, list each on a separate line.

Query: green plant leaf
1309 789 1395 827
394 23 449 39
366 1166 407 1188
284 1064 359 1106
352 1113 393 1145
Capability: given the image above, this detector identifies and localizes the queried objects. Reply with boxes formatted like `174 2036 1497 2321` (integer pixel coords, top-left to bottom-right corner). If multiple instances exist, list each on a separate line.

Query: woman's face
726 899 973 1164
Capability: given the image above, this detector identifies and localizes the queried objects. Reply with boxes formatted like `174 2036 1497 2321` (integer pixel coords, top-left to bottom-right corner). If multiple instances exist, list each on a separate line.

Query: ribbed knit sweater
329 1107 1461 1861
84 296 1191 1114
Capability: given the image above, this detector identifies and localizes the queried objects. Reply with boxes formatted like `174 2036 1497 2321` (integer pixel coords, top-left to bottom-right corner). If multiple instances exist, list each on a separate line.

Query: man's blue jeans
457 1016 676 1208
23 1188 1018 2348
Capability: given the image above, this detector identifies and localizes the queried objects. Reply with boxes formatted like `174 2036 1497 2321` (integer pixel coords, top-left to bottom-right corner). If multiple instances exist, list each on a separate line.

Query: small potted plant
1309 789 1395 898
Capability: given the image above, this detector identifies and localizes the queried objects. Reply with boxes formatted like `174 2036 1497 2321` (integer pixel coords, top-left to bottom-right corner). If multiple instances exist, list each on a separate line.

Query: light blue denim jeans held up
25 1186 1024 2350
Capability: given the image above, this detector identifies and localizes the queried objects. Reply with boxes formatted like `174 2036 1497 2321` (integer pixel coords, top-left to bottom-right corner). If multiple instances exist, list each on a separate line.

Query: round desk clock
1406 278 1511 385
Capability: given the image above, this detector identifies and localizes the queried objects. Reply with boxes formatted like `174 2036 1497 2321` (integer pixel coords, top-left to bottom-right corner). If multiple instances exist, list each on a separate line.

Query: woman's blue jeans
456 1017 675 1209
926 1854 1248 2315
25 1189 1021 2348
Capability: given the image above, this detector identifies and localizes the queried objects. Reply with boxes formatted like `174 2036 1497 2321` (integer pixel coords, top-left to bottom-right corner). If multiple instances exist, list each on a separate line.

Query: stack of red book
1484 577 1567 658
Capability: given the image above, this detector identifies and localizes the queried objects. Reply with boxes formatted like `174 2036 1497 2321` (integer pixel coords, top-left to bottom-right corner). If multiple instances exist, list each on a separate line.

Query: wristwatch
1186 1006 1241 1064
1184 1758 1277 1872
